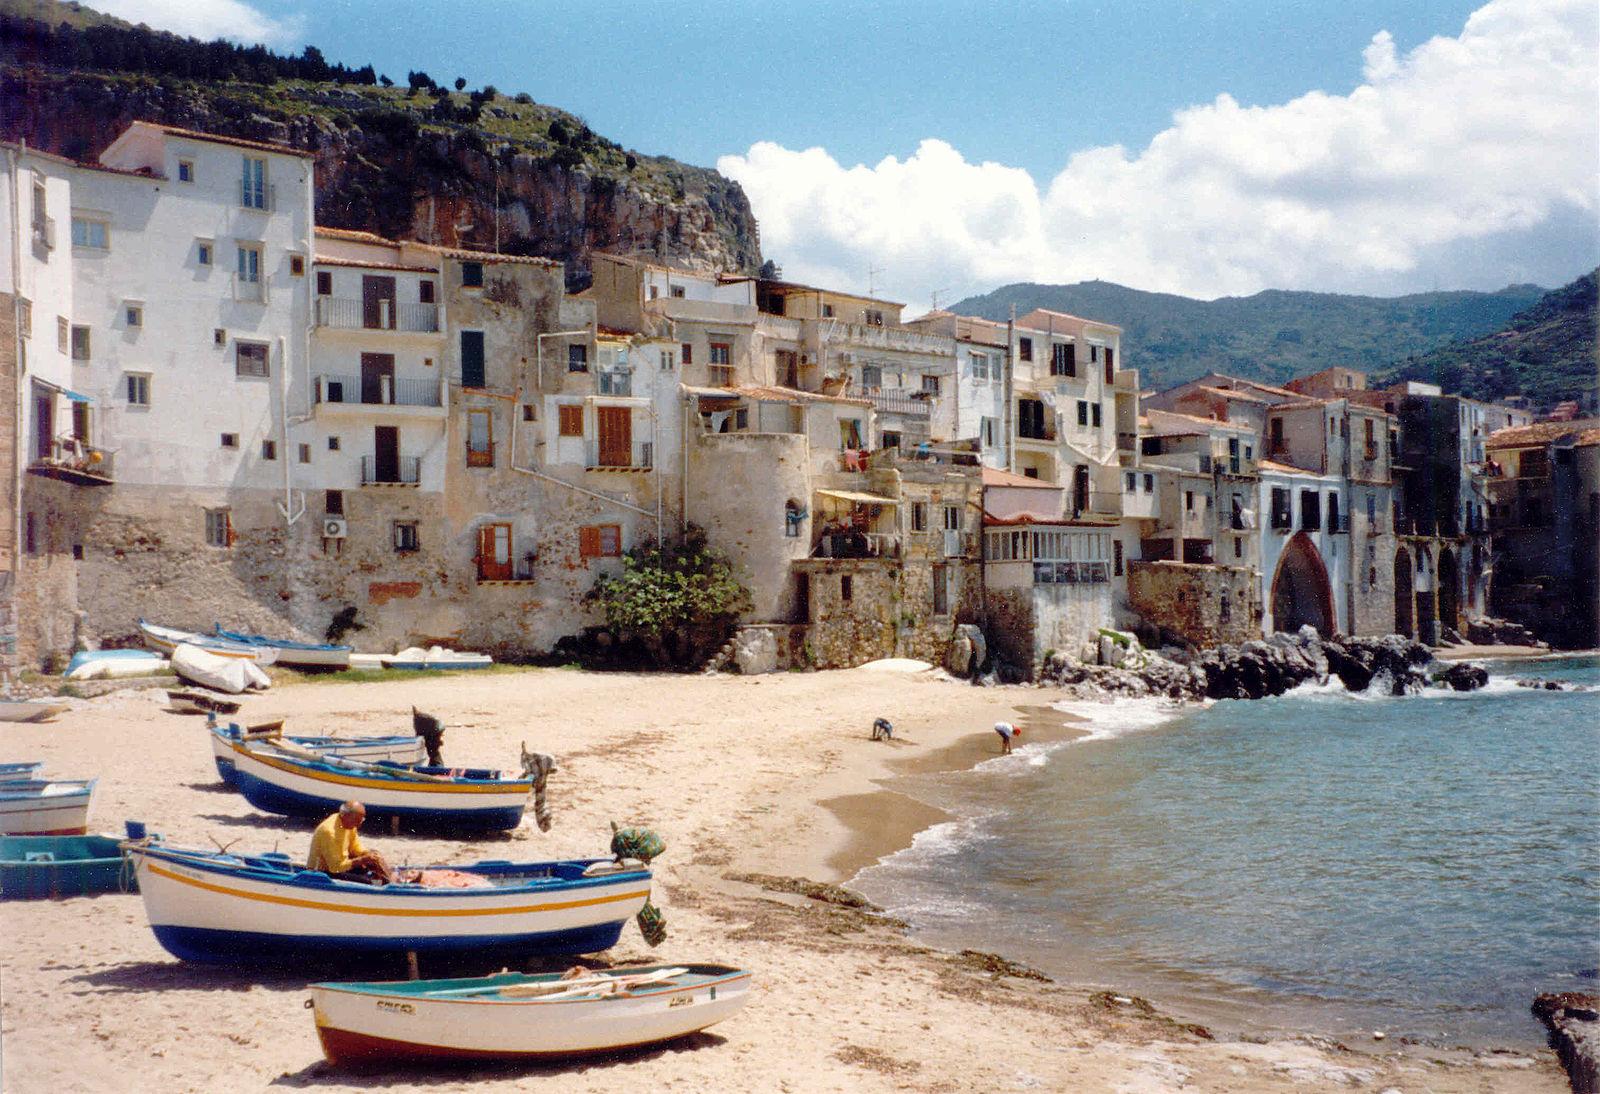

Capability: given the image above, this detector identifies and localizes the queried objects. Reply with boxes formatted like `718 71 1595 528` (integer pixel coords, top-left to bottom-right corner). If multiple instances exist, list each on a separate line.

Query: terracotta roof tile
1487 418 1600 448
154 123 312 159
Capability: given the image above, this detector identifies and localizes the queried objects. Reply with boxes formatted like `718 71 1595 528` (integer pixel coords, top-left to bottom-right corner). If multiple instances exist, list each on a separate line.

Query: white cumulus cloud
93 0 305 47
719 0 1599 306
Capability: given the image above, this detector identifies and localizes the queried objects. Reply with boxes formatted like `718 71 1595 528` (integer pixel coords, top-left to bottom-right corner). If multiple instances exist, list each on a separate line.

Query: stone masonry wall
793 558 897 668
0 297 17 675
15 475 85 667
1128 560 1261 648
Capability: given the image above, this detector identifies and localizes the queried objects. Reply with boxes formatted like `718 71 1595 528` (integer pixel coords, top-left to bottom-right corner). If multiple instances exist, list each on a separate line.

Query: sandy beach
0 666 1565 1092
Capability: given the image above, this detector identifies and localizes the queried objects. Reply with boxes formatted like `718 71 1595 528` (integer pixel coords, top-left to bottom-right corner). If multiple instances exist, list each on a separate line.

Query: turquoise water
855 655 1600 1046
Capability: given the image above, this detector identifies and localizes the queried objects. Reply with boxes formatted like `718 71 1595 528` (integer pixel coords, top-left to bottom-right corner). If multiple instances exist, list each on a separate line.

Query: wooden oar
426 967 690 1000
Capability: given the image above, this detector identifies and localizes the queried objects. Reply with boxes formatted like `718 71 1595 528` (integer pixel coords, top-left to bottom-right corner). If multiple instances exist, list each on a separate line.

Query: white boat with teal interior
122 840 652 964
209 721 424 786
212 627 351 669
0 779 95 835
310 963 753 1065
137 620 277 664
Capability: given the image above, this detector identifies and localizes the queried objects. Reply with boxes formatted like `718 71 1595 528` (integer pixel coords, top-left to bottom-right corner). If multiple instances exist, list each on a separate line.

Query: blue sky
98 0 1598 304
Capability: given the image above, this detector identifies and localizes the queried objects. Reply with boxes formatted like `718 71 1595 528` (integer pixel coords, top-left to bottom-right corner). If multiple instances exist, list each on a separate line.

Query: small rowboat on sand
212 627 352 670
138 620 277 664
0 833 134 898
0 700 70 723
309 963 752 1065
209 721 425 786
0 761 44 783
0 779 96 835
122 841 651 965
65 648 168 680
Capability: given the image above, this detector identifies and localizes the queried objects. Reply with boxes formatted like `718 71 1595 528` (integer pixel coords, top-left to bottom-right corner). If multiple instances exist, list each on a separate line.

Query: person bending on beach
307 800 392 884
994 721 1021 754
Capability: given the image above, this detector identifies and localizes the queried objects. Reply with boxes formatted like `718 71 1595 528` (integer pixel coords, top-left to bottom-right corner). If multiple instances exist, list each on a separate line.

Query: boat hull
0 762 44 782
211 629 351 669
128 845 650 965
0 834 131 898
210 729 424 787
0 781 95 836
309 966 752 1064
139 621 276 664
0 701 69 723
227 743 529 830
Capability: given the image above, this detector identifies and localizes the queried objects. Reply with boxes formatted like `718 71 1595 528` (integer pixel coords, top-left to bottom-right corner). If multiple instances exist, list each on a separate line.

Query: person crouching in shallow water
307 800 392 884
994 721 1021 754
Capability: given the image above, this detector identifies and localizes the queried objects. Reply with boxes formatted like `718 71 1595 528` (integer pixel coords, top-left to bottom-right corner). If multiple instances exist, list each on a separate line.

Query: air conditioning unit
322 518 348 539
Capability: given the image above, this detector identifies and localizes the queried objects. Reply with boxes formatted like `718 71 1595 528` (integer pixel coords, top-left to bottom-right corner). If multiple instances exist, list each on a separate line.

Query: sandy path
0 668 1564 1092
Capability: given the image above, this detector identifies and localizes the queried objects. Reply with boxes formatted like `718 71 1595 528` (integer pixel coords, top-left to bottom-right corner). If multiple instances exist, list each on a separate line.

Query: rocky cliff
1 13 762 287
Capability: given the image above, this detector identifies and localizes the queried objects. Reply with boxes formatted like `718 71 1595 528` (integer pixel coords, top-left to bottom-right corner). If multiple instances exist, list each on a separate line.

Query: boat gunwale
312 966 750 1005
230 741 530 792
212 627 352 654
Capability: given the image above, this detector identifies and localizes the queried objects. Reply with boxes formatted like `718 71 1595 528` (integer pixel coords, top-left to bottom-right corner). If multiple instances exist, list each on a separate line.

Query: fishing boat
0 700 70 723
0 779 95 835
309 963 753 1065
64 648 168 680
0 833 134 898
0 761 44 782
210 721 425 786
167 690 242 716
212 627 352 670
122 840 651 964
223 738 531 830
384 646 494 671
137 620 278 664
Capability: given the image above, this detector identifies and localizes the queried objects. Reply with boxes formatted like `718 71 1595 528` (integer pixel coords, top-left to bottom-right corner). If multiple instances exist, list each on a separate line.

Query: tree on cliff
584 527 751 670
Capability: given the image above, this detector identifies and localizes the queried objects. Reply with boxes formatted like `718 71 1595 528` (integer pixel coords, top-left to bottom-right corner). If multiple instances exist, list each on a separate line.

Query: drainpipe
7 147 24 656
1004 309 1015 472
275 335 303 525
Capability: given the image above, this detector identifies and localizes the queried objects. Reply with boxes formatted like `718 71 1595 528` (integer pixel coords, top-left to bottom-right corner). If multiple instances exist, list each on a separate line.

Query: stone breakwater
1533 993 1598 1094
1039 626 1488 701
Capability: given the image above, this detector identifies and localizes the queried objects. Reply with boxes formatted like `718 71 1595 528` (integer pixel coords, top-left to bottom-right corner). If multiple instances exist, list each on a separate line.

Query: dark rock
1438 662 1489 692
1533 992 1599 1094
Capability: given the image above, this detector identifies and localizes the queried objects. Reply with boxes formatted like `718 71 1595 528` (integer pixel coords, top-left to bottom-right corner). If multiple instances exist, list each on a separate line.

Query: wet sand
0 667 1563 1092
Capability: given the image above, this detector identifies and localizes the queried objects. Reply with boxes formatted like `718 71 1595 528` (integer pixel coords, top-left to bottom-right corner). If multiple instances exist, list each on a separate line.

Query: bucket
124 820 147 840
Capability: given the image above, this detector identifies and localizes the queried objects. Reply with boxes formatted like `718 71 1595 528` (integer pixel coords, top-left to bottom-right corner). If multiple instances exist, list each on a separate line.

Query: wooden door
361 353 395 405
477 523 512 581
596 406 632 467
32 391 52 460
362 275 397 329
374 425 399 482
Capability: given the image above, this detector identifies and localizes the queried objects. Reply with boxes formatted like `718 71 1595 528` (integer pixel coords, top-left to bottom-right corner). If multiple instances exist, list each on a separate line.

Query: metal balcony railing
232 273 267 304
359 455 420 485
812 532 901 560
597 369 633 397
849 387 931 418
585 440 653 470
240 182 276 212
314 298 440 332
29 436 115 484
315 374 442 408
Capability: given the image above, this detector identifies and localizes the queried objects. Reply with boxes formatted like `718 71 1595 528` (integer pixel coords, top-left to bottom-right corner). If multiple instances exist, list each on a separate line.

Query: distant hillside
1377 270 1598 410
952 280 1548 394
0 0 762 286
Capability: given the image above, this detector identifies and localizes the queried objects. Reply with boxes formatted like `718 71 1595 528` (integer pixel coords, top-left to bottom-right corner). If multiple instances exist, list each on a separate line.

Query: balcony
314 297 440 334
239 182 276 212
849 387 931 418
585 440 653 471
232 273 267 304
833 323 953 356
28 437 114 486
597 368 633 397
359 455 421 486
314 374 442 416
812 531 901 560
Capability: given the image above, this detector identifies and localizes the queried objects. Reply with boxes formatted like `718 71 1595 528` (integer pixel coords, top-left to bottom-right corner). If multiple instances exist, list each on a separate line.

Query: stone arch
1438 547 1460 635
1415 545 1437 640
1270 531 1336 636
1394 546 1415 637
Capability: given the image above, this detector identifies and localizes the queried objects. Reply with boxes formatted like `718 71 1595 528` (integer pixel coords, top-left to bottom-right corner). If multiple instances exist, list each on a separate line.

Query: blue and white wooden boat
209 721 424 786
122 840 652 964
138 620 278 664
65 648 168 680
212 627 352 670
0 779 95 835
383 646 494 671
0 761 44 783
0 833 133 898
223 738 532 830
309 964 752 1065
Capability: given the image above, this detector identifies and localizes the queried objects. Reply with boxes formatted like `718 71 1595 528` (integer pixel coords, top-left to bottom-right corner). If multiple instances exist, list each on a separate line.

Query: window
659 349 676 371
911 502 929 532
237 243 262 284
1125 471 1136 492
680 342 693 365
821 303 835 318
461 261 483 288
315 270 333 295
970 352 990 381
579 524 622 560
648 284 659 300
197 240 213 266
419 280 436 304
1328 493 1341 531
522 403 536 423
466 408 494 467
24 513 36 556
864 308 885 327
1113 539 1124 577
860 364 883 391
327 436 341 451
214 328 227 346
567 343 588 373
839 418 863 450
393 521 419 552
1017 398 1049 440
981 417 1000 447
1104 346 1115 383
1234 538 1242 559
1143 473 1153 492
1367 493 1377 523
325 490 344 515
1271 487 1292 529
124 304 142 328
921 375 940 396
1077 400 1089 426
669 285 686 299
262 439 277 461
785 499 804 537
1051 342 1076 377
220 433 239 449
944 505 961 532
558 404 584 436
16 299 29 337
1092 404 1102 427
1300 489 1322 531
289 254 305 277
71 217 108 250
205 508 233 548
1018 336 1033 362
709 342 732 365
932 563 950 615
298 443 311 463
58 316 69 353
177 159 194 183
460 330 486 387
125 373 150 406
71 325 90 360
841 574 853 603
241 156 267 209
236 341 269 377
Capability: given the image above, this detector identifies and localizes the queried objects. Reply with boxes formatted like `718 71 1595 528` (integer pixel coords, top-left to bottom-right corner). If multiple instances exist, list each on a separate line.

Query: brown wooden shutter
579 526 600 559
681 342 693 365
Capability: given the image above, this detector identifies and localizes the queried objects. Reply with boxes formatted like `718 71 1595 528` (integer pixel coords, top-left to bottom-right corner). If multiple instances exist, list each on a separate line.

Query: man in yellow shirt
307 800 391 883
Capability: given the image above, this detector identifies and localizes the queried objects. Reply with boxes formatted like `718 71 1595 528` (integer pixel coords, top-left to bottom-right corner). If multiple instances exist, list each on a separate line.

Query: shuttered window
460 330 485 388
558 405 584 436
579 524 622 560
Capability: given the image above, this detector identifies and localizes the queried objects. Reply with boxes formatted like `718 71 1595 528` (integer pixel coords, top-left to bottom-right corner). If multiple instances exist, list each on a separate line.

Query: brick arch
1270 531 1336 636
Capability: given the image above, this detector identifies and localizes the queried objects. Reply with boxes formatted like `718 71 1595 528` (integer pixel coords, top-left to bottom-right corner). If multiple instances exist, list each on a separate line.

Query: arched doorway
1415 546 1436 642
1394 547 1415 637
1438 548 1460 635
1270 531 1336 636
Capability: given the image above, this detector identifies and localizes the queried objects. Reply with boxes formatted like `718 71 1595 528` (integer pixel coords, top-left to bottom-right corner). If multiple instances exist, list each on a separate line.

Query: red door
596 406 632 467
477 523 512 581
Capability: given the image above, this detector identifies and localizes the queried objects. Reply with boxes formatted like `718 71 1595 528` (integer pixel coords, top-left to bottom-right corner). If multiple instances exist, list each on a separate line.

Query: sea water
854 655 1600 1046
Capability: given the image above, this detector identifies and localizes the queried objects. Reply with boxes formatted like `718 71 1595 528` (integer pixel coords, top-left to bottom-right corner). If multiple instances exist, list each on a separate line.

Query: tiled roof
428 246 560 267
154 123 312 159
1146 409 1254 433
73 160 164 180
315 227 398 245
982 467 1063 489
313 256 438 272
1257 459 1325 477
1486 418 1600 448
1193 385 1271 404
